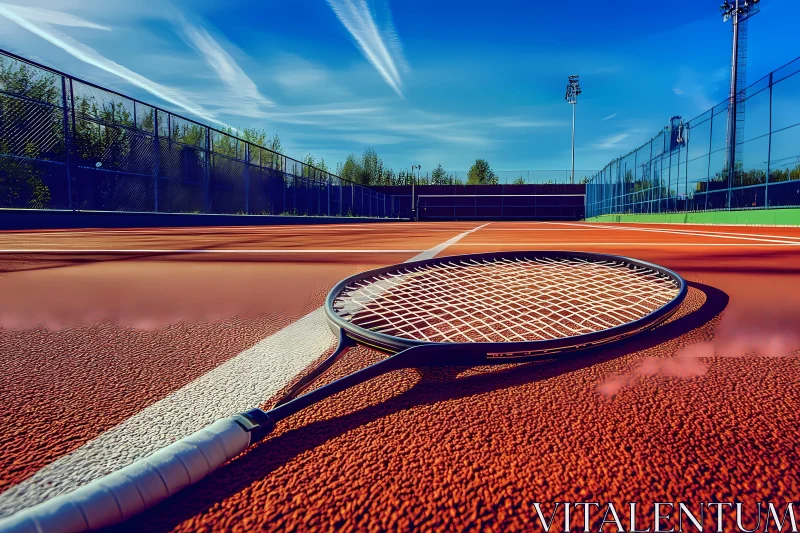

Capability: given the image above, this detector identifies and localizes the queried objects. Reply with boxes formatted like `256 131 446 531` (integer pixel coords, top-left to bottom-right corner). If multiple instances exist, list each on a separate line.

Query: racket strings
333 256 680 343
340 260 667 343
348 260 671 342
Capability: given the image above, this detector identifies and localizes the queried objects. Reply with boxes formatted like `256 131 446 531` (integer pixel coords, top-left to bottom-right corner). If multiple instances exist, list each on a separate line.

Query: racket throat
272 330 356 408
267 354 410 422
232 409 276 443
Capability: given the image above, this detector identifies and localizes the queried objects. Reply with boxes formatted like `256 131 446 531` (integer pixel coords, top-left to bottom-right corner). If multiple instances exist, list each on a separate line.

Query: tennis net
415 194 585 221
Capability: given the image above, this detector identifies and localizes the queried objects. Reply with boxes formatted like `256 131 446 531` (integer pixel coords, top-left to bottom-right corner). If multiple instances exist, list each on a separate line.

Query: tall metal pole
411 164 420 220
720 0 761 209
727 1 740 209
565 75 581 185
571 104 576 185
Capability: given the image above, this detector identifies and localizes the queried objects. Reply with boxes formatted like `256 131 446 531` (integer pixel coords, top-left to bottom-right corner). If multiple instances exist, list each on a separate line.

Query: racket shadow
111 281 728 533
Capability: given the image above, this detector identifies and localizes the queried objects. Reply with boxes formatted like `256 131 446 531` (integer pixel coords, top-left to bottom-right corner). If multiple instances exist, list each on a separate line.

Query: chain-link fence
586 55 800 218
0 49 398 218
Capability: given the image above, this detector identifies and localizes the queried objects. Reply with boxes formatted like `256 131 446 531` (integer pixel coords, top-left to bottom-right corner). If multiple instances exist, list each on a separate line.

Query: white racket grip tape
0 417 251 533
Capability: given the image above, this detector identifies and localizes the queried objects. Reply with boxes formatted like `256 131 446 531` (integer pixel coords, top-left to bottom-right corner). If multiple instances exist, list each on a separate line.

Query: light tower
565 75 581 185
720 0 761 201
411 164 421 220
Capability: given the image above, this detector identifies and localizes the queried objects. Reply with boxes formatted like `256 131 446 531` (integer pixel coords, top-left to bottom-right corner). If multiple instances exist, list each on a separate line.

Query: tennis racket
1 251 686 533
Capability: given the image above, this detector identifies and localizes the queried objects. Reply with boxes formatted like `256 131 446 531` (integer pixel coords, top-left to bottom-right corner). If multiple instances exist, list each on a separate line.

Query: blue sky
0 0 798 175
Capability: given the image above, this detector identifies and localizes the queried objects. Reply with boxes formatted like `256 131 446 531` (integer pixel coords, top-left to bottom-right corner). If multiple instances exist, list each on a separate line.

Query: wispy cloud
268 54 354 99
602 113 618 121
326 0 408 97
342 133 406 145
0 3 224 127
174 17 274 115
672 67 728 111
593 132 630 150
274 65 327 91
495 119 568 128
0 4 111 30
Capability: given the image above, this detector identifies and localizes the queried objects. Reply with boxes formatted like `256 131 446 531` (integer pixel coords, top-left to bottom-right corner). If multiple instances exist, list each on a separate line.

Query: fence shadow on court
110 281 729 533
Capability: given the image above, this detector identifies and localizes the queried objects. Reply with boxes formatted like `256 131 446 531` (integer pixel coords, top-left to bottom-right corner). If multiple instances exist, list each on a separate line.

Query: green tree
303 153 316 178
381 168 396 185
360 147 383 186
263 133 283 170
212 127 241 158
241 127 267 164
511 176 526 185
338 153 362 183
241 127 267 146
0 58 61 208
431 164 450 185
624 169 634 183
467 159 498 185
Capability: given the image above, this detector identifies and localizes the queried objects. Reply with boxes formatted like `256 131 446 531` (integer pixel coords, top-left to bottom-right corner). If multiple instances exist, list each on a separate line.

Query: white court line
547 221 800 244
0 223 488 518
0 224 467 236
454 242 800 247
585 223 800 242
0 249 426 254
478 228 612 231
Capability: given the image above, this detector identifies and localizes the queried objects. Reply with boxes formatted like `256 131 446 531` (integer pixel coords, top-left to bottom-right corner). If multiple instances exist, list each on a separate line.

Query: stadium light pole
720 0 761 203
565 75 582 185
411 164 421 220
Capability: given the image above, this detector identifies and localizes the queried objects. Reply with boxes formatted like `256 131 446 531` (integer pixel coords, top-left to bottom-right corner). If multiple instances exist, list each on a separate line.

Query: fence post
152 111 160 212
706 112 713 211
244 142 250 214
659 134 665 213
633 149 638 213
684 124 690 210
617 156 628 213
648 140 654 213
60 77 74 211
766 72 773 208
204 126 211 213
668 133 673 213
727 101 735 210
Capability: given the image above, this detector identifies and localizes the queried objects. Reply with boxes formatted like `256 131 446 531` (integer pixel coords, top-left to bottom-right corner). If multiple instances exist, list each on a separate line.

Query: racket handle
0 415 263 533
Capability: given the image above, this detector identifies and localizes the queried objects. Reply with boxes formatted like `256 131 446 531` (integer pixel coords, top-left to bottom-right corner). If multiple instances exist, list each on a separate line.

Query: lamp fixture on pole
565 75 581 185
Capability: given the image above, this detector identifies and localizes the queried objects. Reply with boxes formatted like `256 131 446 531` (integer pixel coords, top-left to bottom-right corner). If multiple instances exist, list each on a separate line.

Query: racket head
325 251 687 364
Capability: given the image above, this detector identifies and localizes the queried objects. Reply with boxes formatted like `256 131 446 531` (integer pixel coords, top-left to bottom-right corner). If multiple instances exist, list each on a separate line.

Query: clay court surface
1 221 799 532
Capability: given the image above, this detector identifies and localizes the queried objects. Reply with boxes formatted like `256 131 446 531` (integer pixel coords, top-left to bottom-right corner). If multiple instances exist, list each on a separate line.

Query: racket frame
324 250 687 364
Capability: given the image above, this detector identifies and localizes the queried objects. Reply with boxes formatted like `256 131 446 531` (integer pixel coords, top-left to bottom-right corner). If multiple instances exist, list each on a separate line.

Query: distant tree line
334 148 470 186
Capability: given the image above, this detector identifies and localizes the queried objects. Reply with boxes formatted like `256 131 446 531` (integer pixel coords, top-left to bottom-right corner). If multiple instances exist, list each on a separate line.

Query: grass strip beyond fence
584 208 800 226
